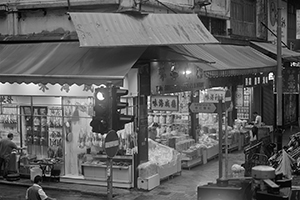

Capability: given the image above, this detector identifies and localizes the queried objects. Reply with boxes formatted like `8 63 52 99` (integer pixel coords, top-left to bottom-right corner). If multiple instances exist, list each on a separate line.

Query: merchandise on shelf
198 134 219 149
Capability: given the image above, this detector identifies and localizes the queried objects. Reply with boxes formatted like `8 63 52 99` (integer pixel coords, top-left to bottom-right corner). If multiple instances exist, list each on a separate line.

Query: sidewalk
0 127 299 199
0 177 135 198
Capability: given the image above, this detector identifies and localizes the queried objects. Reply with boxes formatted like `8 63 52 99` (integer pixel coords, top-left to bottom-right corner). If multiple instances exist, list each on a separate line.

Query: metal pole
224 110 228 179
218 99 223 179
107 157 113 200
276 0 283 150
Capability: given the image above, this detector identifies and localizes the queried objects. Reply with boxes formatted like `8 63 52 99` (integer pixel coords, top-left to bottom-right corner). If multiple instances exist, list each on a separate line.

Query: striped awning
250 41 300 62
0 42 146 85
69 12 219 48
170 44 277 78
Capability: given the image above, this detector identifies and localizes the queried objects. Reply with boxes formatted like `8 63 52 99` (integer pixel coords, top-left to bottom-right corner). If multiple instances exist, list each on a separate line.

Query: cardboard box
137 174 160 190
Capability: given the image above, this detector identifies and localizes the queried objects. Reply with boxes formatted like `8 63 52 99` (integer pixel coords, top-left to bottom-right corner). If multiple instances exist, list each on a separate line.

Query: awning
250 41 300 62
69 12 219 48
0 42 146 85
170 44 277 77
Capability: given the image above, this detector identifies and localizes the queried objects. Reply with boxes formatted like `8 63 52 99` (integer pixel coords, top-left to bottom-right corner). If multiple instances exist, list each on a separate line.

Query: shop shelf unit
21 106 49 159
81 154 134 188
0 104 20 146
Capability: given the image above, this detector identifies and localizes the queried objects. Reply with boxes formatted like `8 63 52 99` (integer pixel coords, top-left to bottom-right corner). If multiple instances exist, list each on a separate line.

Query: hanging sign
150 95 178 111
282 68 299 94
203 89 225 103
189 102 217 113
150 62 208 94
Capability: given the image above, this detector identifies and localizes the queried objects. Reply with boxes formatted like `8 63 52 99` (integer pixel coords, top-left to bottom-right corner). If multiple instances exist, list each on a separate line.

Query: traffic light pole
107 157 113 200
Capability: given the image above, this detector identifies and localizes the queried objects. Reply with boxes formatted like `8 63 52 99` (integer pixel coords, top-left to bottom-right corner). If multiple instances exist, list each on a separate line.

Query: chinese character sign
283 68 299 94
150 95 178 111
203 90 225 103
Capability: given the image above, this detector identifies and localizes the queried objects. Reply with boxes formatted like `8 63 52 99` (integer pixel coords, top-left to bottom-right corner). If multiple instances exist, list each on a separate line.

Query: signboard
105 130 119 158
204 89 231 105
268 0 287 45
150 95 178 111
150 62 207 94
203 89 225 103
282 68 299 94
189 102 217 113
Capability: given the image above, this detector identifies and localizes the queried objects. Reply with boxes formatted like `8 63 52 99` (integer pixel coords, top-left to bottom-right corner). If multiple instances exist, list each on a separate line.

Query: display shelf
81 163 130 170
81 154 134 188
158 156 181 181
149 112 189 115
181 156 203 170
206 145 219 160
92 154 133 160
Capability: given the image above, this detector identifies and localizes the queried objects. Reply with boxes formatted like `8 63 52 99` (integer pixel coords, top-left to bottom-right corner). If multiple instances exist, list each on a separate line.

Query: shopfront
146 43 279 170
0 41 145 187
250 41 300 127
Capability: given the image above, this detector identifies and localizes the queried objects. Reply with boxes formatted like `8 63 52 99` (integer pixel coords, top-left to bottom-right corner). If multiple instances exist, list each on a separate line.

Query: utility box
137 173 160 191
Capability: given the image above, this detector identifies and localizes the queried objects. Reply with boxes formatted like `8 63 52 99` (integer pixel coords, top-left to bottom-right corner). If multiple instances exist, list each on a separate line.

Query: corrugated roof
170 44 277 77
69 12 219 48
0 42 146 85
250 41 300 62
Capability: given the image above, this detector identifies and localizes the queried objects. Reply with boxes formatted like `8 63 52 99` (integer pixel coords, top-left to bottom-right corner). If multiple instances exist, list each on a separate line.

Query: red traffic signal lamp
90 86 111 134
111 87 134 131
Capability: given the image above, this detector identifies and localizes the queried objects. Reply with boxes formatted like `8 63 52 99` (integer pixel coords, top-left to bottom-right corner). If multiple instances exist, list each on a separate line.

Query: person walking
25 175 57 200
0 133 19 178
251 111 262 142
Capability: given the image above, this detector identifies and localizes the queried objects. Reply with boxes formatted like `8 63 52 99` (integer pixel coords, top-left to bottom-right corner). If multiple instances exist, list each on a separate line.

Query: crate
137 173 160 190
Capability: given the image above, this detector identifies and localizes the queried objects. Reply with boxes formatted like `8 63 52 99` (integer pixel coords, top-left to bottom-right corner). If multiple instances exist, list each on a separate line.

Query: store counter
242 125 273 141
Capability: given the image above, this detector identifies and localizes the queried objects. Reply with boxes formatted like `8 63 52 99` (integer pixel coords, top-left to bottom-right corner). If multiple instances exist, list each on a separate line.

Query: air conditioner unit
195 0 211 7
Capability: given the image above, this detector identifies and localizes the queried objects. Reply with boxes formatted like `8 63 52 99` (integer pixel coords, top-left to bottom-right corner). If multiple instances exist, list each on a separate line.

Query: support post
218 99 223 179
107 157 113 200
225 110 228 179
276 0 283 150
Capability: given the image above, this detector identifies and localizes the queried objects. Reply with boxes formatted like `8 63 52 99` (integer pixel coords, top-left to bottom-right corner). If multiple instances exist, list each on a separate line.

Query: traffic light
111 86 134 131
90 86 111 134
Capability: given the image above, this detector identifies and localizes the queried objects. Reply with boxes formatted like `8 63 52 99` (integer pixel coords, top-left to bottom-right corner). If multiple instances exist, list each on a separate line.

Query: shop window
0 95 23 146
199 16 226 36
231 2 243 21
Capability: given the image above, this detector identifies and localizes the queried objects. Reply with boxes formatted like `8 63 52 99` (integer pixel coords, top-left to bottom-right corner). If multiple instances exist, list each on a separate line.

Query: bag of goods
138 161 158 179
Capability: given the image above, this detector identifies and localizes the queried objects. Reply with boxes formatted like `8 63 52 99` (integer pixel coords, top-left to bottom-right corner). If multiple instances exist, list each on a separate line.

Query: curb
0 180 114 197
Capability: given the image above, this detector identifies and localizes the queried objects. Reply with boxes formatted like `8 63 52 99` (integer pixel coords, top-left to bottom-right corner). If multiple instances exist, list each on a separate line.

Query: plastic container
30 166 42 182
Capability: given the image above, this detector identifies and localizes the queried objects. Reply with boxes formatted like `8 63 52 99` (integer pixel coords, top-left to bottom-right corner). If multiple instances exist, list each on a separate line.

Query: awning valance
69 12 219 48
170 44 277 77
0 42 146 85
250 41 300 62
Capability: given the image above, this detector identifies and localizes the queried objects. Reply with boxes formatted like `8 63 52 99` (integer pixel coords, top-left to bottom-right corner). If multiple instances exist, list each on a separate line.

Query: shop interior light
96 92 105 101
183 70 192 75
268 72 274 81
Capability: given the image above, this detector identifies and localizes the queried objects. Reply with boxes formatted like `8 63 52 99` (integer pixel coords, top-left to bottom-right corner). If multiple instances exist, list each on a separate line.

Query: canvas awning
0 42 146 85
69 12 219 48
250 41 300 62
170 44 277 77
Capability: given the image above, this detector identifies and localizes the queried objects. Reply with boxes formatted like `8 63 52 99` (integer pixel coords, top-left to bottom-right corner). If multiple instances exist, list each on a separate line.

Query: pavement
0 126 299 200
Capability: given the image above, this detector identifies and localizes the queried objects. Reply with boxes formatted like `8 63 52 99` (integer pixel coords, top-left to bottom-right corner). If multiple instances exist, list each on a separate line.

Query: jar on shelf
148 115 154 124
159 115 166 124
153 115 159 123
166 114 174 124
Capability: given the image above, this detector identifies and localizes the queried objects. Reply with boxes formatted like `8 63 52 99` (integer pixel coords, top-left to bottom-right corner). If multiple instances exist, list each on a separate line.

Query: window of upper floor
231 0 255 23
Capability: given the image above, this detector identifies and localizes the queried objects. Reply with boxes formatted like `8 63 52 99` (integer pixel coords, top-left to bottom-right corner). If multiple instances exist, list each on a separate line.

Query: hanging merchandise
78 128 85 149
65 121 72 142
